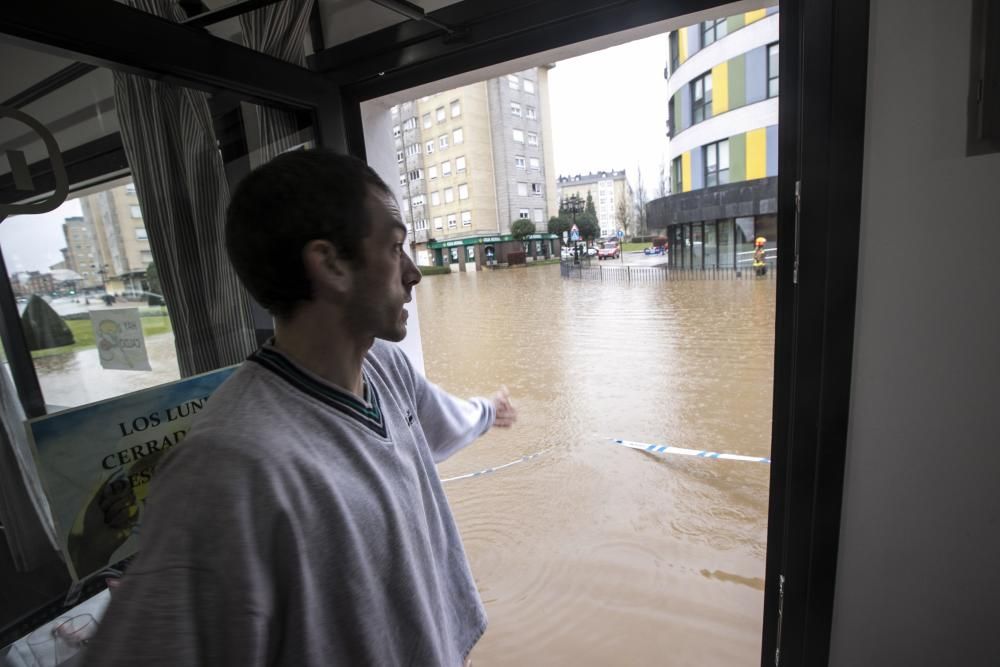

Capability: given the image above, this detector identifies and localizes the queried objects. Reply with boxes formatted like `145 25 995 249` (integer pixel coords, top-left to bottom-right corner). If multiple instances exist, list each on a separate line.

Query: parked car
643 244 668 256
597 242 620 260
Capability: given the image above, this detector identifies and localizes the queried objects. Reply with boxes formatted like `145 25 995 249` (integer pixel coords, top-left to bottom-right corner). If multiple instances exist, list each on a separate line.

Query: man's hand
491 385 517 428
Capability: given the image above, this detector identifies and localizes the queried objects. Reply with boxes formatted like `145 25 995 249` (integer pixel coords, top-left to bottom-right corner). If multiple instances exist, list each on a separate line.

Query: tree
657 158 668 199
510 219 536 241
616 198 632 239
146 261 161 296
634 164 648 237
585 191 597 218
548 216 571 240
576 212 600 242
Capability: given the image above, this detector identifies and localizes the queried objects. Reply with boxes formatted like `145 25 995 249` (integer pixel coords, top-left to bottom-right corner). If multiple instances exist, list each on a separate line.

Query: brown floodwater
419 264 775 666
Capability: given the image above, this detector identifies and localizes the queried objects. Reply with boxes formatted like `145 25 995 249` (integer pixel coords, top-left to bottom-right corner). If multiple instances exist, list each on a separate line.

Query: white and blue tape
612 438 771 464
441 447 552 483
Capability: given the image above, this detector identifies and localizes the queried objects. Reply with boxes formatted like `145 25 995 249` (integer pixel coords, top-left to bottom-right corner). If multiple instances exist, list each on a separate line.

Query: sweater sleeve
416 377 495 463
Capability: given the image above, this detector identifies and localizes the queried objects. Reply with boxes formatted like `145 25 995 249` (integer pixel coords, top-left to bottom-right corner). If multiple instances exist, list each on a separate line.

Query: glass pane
735 216 756 268
691 223 703 268
720 140 730 169
718 219 734 268
704 221 718 268
706 145 717 168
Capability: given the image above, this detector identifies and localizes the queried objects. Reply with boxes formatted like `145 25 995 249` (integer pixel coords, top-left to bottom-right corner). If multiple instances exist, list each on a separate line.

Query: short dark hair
225 149 392 319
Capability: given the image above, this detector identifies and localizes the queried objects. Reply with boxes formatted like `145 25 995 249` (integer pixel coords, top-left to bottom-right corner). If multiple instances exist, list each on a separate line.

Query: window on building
425 140 434 154
531 183 542 195
422 113 432 128
529 157 540 170
451 100 461 117
511 102 522 117
527 133 538 146
508 74 520 89
408 169 424 181
436 106 446 122
525 106 536 120
517 182 528 196
513 129 524 143
411 195 425 207
429 165 438 179
532 208 543 222
415 218 428 231
135 227 148 240
441 161 452 176
704 139 730 187
691 72 713 123
524 79 535 94
458 184 469 200
518 209 530 219
669 31 680 73
125 183 136 195
403 117 417 130
130 205 142 218
444 187 455 203
434 216 443 230
406 143 421 156
455 156 466 172
461 211 472 226
400 174 408 187
515 156 526 169
447 213 457 228
393 125 401 137
431 191 441 206
702 18 727 45
396 150 403 163
768 43 780 98
452 128 464 144
439 134 449 149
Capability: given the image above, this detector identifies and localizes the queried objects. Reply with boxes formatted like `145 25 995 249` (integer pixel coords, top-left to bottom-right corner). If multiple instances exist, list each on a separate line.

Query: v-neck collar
248 343 387 439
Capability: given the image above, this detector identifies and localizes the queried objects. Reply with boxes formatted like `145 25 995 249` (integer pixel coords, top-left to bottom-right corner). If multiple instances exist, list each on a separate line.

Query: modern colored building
391 67 560 269
649 6 779 270
556 171 634 239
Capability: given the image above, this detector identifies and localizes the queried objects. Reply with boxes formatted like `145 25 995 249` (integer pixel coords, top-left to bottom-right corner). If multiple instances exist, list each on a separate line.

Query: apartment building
556 170 634 238
649 7 779 270
77 183 153 293
392 67 560 269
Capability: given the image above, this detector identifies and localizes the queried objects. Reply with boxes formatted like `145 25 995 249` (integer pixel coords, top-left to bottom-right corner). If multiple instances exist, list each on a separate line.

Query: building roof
557 170 627 186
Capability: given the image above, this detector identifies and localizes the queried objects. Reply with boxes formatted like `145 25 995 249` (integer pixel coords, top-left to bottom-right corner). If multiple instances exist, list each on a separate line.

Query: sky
0 199 83 274
548 33 671 199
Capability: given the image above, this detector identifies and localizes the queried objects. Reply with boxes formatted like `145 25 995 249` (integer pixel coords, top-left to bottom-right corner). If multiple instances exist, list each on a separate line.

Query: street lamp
563 195 585 263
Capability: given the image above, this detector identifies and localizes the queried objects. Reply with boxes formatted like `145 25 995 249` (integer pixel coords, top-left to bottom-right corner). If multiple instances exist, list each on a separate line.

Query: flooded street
420 265 775 666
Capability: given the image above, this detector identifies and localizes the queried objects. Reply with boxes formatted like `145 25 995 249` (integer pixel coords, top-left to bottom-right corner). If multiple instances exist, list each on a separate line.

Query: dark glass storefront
666 215 777 270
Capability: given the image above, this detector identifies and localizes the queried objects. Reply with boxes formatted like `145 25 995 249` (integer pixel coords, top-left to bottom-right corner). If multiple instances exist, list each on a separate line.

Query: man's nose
402 250 421 287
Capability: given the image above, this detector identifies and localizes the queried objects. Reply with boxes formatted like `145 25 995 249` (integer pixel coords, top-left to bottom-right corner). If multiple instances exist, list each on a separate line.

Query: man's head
226 150 420 339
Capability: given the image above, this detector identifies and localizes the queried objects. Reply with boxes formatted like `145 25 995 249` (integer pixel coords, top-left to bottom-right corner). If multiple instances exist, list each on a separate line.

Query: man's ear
302 239 352 296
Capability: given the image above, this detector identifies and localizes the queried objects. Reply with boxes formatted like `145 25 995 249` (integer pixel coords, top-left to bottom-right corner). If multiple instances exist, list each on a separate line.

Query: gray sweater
82 340 493 666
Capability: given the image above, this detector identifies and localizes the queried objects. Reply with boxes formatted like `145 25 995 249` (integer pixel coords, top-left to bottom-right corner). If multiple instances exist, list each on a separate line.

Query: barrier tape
612 439 771 464
441 448 553 483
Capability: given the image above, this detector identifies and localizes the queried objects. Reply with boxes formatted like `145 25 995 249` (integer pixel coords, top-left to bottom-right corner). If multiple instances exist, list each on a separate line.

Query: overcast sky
548 33 670 198
1 199 82 274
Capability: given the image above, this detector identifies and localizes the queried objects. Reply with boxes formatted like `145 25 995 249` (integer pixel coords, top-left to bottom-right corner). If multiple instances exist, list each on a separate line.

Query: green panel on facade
729 54 746 109
729 132 747 183
726 15 745 33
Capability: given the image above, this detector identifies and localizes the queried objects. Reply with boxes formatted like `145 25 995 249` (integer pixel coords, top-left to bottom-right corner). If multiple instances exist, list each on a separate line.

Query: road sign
570 224 580 242
617 230 624 239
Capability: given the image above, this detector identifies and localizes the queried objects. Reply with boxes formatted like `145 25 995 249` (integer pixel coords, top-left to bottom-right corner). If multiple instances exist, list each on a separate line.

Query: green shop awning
427 233 559 249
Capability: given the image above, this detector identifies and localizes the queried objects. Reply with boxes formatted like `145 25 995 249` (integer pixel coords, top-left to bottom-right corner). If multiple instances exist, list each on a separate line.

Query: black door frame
0 0 871 662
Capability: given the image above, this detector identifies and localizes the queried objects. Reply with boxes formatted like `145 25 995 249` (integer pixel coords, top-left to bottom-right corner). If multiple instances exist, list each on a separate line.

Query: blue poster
26 365 237 581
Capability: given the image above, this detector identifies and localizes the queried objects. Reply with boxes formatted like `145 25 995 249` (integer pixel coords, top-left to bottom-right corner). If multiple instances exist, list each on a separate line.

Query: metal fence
559 260 776 282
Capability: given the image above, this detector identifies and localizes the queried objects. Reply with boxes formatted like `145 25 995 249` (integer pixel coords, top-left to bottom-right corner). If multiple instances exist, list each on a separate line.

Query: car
597 242 620 260
643 245 668 256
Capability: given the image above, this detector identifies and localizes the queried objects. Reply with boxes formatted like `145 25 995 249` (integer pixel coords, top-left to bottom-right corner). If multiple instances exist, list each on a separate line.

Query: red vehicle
597 242 620 260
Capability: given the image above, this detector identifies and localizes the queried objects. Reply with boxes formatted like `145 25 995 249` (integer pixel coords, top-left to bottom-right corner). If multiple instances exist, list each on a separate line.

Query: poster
90 308 151 371
26 365 237 581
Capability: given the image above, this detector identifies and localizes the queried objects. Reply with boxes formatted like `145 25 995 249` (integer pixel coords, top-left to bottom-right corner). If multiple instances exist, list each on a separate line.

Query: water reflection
419 266 775 666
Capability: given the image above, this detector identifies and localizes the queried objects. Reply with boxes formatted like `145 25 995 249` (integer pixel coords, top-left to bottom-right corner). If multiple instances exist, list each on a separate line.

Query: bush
507 251 527 265
418 265 452 276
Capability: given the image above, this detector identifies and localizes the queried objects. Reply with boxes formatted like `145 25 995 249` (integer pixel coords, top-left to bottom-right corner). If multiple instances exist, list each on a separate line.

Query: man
83 150 516 666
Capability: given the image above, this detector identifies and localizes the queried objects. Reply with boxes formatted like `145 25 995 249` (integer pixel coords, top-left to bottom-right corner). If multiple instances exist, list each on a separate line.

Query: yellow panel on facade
746 128 767 179
745 9 767 24
679 28 688 63
712 62 729 115
681 151 692 193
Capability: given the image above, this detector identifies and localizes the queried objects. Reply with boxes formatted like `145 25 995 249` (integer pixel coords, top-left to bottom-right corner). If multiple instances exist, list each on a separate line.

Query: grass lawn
621 242 651 252
29 315 173 360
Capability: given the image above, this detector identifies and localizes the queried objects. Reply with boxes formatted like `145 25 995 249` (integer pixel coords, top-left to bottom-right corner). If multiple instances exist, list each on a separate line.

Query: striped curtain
113 0 256 377
240 0 316 167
